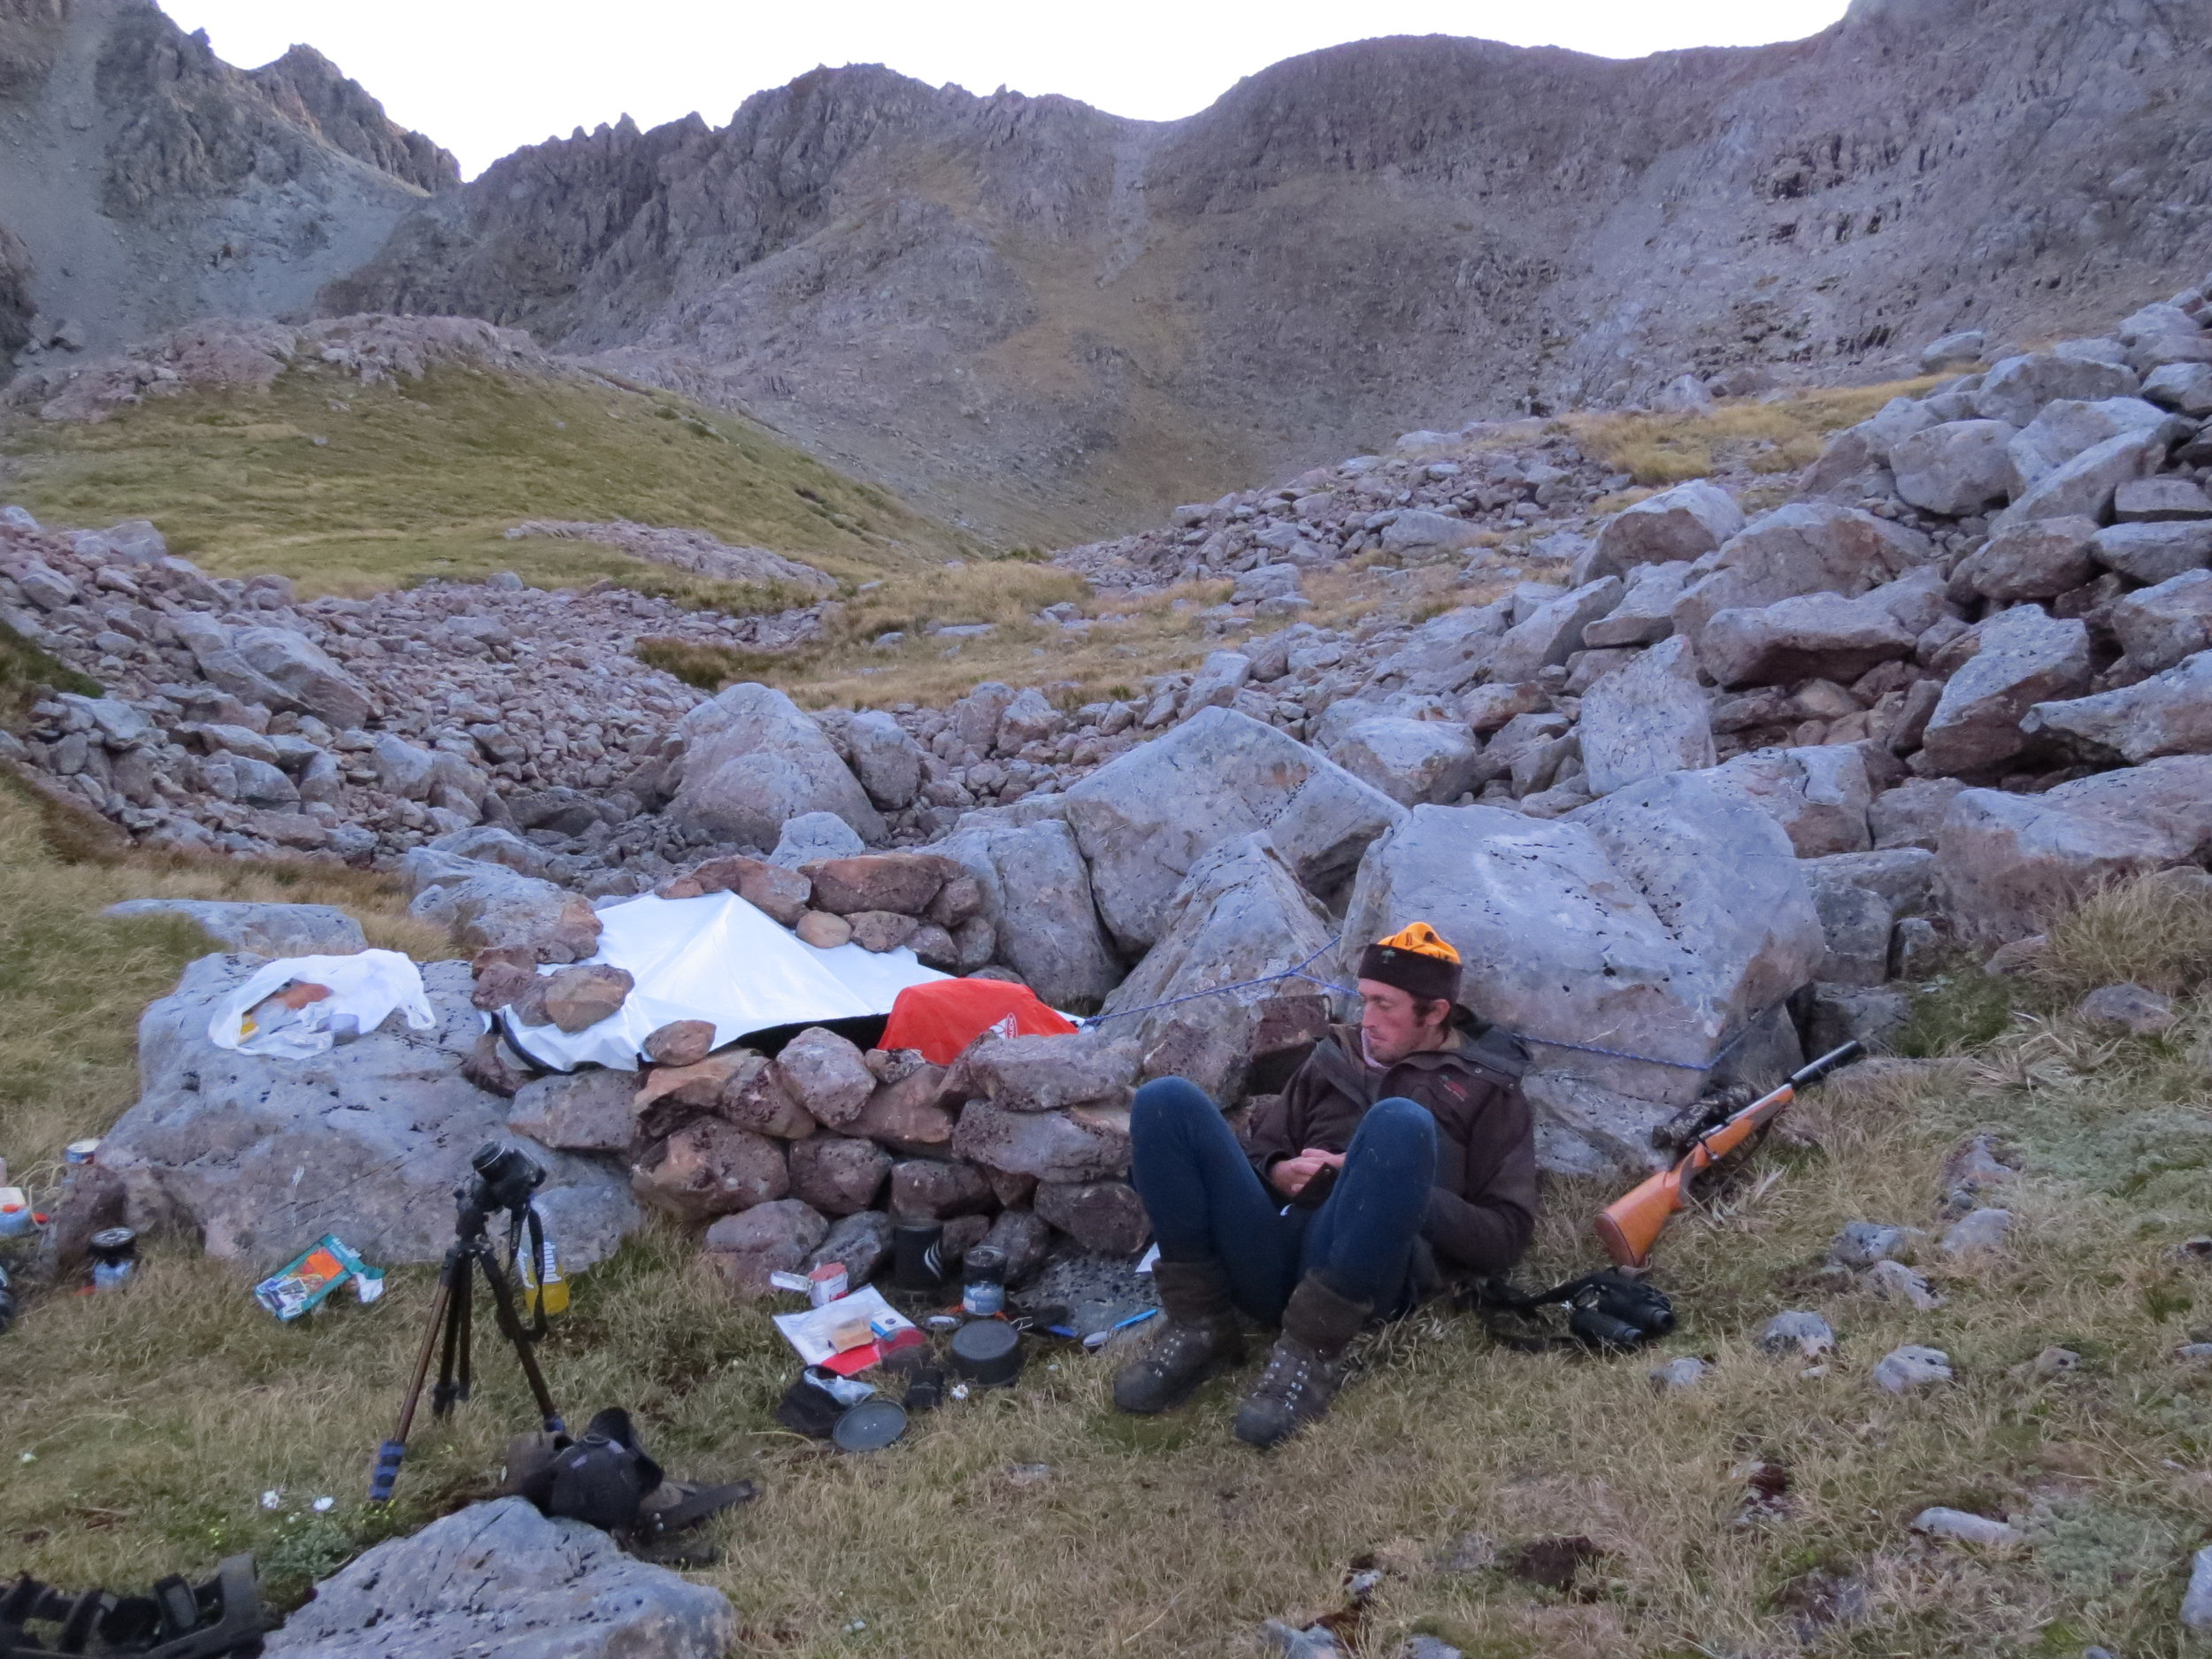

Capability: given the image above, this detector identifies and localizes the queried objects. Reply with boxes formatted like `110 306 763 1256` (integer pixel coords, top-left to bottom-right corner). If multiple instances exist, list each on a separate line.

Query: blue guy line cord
1080 933 1770 1074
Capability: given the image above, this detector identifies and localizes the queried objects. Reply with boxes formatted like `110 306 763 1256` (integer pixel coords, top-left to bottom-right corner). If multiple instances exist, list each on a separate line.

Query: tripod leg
371 1269 455 1502
475 1242 565 1436
433 1254 473 1417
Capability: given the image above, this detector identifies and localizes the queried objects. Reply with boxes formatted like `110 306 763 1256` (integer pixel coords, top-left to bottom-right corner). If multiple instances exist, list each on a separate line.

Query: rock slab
101 956 639 1270
262 1497 733 1659
1342 773 1822 1107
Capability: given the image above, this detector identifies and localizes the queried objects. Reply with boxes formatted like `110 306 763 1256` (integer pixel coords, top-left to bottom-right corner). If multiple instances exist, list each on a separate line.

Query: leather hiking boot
1112 1257 1246 1414
1232 1273 1371 1449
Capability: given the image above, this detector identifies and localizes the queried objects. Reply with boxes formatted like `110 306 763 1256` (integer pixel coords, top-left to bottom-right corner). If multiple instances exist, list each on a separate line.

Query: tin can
808 1262 849 1308
0 1188 33 1240
88 1225 137 1290
64 1139 100 1166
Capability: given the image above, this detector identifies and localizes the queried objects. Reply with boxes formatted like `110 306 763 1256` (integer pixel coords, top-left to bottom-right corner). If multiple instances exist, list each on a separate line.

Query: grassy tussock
0 363 970 597
4 856 2212 1654
2035 872 2212 1000
1565 378 1944 487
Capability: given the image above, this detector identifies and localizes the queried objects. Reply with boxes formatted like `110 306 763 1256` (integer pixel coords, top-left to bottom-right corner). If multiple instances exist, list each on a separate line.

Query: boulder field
50 279 2212 1281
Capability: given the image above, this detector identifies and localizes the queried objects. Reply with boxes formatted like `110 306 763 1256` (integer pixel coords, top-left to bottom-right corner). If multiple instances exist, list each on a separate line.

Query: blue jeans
1128 1076 1437 1322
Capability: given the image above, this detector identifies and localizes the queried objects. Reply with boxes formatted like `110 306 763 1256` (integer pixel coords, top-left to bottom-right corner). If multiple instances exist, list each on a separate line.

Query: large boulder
1917 605 2091 774
104 899 366 957
2006 397 2184 494
1582 560 1692 648
1696 591 1917 687
1379 509 1486 554
171 617 375 729
1953 517 2100 602
1488 577 1624 683
403 851 602 963
1993 429 2169 530
1696 745 1873 857
1341 775 1824 1107
2111 570 2212 675
1356 601 1511 698
1327 717 1481 806
845 710 926 810
2089 520 2212 584
1062 707 1402 953
1671 503 1932 641
1586 481 1745 580
1889 419 2015 517
99 956 639 1271
2024 650 2212 762
934 816 1121 1006
667 682 883 849
1096 834 1335 1102
1971 351 2140 426
1576 636 1714 795
1934 756 2212 939
261 1497 732 1659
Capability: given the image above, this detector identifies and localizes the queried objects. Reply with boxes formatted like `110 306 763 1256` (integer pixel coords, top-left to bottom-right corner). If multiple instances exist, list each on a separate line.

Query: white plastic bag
208 949 436 1059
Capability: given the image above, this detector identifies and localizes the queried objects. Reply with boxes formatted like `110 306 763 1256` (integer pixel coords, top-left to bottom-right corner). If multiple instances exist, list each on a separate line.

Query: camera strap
506 1202 549 1342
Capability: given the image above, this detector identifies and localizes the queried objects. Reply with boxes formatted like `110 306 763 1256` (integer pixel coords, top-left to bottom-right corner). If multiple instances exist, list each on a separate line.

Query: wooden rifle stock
1594 1041 1863 1269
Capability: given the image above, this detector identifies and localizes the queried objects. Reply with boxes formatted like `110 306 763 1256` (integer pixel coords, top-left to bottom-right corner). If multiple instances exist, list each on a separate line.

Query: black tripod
369 1143 565 1503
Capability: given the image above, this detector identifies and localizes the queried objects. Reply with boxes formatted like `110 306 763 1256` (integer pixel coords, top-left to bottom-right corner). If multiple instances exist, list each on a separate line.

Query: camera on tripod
465 1141 544 1219
369 1141 565 1504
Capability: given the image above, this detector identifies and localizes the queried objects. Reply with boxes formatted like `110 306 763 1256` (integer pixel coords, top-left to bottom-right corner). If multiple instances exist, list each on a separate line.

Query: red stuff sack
879 979 1076 1064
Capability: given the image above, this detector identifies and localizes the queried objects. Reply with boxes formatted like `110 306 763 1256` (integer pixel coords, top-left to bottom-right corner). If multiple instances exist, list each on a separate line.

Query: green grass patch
0 617 101 724
0 363 973 597
1564 377 1944 487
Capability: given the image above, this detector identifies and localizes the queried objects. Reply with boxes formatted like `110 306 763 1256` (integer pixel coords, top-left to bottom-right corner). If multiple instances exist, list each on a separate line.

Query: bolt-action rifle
1594 1041 1863 1270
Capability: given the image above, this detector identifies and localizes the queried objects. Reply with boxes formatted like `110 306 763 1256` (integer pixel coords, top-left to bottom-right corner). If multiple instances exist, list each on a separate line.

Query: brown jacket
1246 1014 1538 1277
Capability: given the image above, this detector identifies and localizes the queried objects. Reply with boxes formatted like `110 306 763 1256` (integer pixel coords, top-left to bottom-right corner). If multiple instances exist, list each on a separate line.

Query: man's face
1358 978 1449 1065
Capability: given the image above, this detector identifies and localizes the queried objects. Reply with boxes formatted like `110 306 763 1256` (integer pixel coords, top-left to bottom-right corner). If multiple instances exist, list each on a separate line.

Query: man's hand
1271 1148 1346 1197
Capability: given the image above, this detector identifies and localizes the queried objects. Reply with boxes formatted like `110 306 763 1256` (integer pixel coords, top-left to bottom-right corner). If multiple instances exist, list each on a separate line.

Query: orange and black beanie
1356 922 1462 1005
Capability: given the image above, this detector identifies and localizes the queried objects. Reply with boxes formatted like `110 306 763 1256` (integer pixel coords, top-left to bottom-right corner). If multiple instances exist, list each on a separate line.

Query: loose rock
1872 1344 1953 1393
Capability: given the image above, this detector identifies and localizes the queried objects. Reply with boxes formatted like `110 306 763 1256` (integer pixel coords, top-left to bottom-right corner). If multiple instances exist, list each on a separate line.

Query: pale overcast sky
157 1 1854 179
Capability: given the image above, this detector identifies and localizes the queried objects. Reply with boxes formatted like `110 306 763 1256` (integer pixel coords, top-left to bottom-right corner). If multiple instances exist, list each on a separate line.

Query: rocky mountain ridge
4 0 2210 541
322 0 2212 538
0 0 452 368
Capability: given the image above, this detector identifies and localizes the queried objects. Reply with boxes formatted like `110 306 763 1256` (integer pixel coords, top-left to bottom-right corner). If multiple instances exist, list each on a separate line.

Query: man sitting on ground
1114 922 1537 1448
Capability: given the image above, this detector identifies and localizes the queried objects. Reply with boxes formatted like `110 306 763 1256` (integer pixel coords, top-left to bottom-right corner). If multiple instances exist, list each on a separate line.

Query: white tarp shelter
500 890 949 1071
